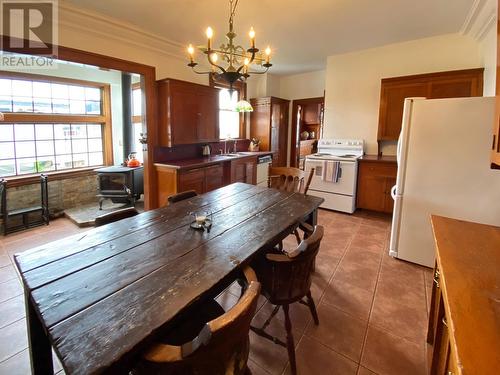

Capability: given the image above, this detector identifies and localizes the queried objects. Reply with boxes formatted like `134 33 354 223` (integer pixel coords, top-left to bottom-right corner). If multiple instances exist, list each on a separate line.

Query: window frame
0 71 113 186
209 75 247 139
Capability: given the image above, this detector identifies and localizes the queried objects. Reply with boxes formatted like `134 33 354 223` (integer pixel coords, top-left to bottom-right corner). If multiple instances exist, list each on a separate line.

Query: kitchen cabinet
157 79 219 146
428 216 500 375
230 156 257 184
378 68 484 141
250 97 289 167
493 4 500 168
356 158 397 213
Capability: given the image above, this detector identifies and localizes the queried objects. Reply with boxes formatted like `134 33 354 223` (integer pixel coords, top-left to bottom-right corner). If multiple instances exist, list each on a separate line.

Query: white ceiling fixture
62 0 477 75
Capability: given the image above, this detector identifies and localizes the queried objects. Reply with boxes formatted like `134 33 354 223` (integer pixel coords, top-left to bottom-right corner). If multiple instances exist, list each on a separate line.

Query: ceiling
62 0 475 75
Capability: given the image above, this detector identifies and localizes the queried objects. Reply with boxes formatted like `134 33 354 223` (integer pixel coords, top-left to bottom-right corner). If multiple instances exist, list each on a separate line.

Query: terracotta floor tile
215 290 239 312
305 303 368 362
0 278 23 304
361 326 425 375
0 295 25 329
376 272 426 310
349 235 386 254
247 358 271 375
257 300 314 336
322 278 374 321
357 366 377 375
0 348 30 375
333 258 380 293
283 335 358 375
0 318 28 363
357 224 388 240
249 329 290 375
0 264 18 283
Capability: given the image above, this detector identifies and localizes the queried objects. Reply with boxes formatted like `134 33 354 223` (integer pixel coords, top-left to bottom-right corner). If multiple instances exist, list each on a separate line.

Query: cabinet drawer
205 164 223 178
359 162 397 178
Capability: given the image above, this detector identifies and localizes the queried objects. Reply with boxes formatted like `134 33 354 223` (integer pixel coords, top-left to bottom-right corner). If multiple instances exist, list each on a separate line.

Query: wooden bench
0 175 49 235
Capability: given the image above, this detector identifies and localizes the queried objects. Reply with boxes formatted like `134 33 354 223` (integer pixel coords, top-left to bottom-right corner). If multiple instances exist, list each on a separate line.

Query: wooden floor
0 209 432 375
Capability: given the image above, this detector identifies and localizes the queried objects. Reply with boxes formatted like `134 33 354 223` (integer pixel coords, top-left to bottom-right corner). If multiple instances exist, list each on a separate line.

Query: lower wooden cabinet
230 156 257 184
356 160 397 213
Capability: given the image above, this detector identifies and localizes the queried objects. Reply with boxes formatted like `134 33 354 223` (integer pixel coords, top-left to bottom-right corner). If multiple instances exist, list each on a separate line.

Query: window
131 82 143 163
0 73 111 178
218 88 240 139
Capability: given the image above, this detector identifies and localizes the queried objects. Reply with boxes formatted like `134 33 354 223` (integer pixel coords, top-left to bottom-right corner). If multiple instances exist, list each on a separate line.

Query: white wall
479 23 497 96
323 33 483 155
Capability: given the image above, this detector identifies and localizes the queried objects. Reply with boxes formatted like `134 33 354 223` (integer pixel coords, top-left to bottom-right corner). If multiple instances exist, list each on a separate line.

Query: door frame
1 35 158 210
290 96 324 168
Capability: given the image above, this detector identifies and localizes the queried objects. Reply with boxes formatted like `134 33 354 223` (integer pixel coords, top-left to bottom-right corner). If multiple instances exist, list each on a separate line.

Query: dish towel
322 161 341 183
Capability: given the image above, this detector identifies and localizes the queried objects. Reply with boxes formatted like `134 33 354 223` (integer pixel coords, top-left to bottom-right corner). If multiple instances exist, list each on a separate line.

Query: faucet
233 140 238 153
219 148 223 155
224 139 228 154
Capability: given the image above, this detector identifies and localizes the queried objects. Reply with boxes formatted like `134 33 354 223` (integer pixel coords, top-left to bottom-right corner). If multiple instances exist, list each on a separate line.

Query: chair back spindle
268 166 314 195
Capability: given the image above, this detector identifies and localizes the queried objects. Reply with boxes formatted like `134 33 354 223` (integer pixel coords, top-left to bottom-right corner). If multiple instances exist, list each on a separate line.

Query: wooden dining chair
268 166 314 195
167 190 198 205
133 266 261 375
250 225 324 375
94 207 139 227
268 166 315 246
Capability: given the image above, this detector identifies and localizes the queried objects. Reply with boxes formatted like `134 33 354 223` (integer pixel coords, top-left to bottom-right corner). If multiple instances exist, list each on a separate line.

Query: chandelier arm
190 66 216 75
205 52 227 73
246 67 271 75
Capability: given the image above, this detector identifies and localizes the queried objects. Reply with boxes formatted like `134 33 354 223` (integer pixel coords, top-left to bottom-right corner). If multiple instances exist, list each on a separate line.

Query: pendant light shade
235 99 253 112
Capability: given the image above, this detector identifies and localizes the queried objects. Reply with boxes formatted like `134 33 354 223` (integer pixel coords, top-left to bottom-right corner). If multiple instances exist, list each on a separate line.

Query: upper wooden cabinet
157 79 219 146
378 69 484 141
250 97 290 167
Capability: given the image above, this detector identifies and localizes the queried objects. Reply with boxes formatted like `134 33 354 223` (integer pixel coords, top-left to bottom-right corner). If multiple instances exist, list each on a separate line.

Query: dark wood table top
14 183 323 374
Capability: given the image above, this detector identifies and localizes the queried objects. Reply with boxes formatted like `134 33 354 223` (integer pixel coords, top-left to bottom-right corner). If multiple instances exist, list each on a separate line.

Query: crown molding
460 0 487 35
475 10 496 40
58 2 186 61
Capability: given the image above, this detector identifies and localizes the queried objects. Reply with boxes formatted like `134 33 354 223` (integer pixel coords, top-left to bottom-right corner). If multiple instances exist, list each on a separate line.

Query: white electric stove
305 139 364 213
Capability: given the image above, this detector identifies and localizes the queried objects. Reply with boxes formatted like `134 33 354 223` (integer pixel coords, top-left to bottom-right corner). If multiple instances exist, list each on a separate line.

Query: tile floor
0 209 433 375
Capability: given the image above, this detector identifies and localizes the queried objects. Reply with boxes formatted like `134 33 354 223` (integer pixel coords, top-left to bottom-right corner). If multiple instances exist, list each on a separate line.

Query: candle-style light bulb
243 57 250 73
210 52 218 64
187 44 195 55
265 46 271 63
206 27 213 50
249 27 255 48
244 57 250 65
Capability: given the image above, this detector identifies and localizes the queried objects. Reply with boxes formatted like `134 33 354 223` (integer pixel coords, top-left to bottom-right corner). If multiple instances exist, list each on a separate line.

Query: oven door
305 158 357 196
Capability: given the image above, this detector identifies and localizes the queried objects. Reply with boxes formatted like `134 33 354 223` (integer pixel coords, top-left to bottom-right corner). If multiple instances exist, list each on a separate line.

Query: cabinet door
427 264 442 345
429 77 480 99
197 89 219 142
245 160 256 184
178 168 205 194
357 174 387 211
205 164 224 192
383 177 396 213
231 160 247 183
170 89 199 145
378 82 428 140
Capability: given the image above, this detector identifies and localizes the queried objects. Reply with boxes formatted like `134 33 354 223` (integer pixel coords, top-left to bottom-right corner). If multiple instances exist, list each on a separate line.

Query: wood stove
95 166 144 209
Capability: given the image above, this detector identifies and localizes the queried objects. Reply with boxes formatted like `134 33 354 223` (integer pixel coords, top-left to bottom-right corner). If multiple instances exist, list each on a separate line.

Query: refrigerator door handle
391 185 397 200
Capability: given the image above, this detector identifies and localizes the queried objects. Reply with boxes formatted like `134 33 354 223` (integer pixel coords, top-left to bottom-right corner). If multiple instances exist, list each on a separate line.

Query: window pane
33 97 52 113
36 157 55 172
15 124 34 140
85 101 101 114
36 140 54 156
0 142 15 159
35 124 54 140
54 124 72 139
13 97 33 112
133 123 143 163
87 124 102 138
0 96 12 112
17 158 37 175
51 83 69 99
0 79 11 96
69 100 85 114
88 138 102 152
32 82 51 98
132 89 142 116
53 99 70 113
0 125 14 141
72 139 87 153
16 141 36 157
72 153 88 168
12 80 32 97
88 152 103 166
219 111 240 139
85 87 101 100
71 124 87 139
55 139 72 154
0 159 15 177
55 154 73 170
69 85 85 100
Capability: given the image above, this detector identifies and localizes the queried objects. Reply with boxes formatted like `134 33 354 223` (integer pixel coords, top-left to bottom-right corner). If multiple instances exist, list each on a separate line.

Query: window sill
3 167 101 188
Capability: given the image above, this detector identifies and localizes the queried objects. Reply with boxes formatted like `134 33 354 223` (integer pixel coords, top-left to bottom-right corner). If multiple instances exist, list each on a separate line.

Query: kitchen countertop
155 151 274 170
360 154 397 163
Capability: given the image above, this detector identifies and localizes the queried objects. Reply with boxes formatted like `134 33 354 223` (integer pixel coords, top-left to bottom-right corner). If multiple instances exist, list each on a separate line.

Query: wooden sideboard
428 215 500 375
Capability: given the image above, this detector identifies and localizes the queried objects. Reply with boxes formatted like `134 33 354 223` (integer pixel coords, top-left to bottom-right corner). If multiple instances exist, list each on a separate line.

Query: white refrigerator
389 96 500 268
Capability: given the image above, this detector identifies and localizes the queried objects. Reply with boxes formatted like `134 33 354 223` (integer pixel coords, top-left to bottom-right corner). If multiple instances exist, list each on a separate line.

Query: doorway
290 97 324 168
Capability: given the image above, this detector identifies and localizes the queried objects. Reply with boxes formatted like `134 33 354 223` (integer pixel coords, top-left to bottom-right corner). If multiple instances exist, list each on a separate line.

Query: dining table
14 182 324 375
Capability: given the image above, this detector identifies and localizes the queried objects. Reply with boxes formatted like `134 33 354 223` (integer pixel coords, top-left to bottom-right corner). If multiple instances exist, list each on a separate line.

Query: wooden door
378 82 428 140
178 168 205 194
205 164 224 192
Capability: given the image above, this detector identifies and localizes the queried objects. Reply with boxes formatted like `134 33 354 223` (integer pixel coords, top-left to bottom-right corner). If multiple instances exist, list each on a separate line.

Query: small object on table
190 211 213 231
300 131 309 140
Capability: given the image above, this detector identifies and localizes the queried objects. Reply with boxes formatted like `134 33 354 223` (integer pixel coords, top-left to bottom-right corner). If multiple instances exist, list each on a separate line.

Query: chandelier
186 0 273 92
